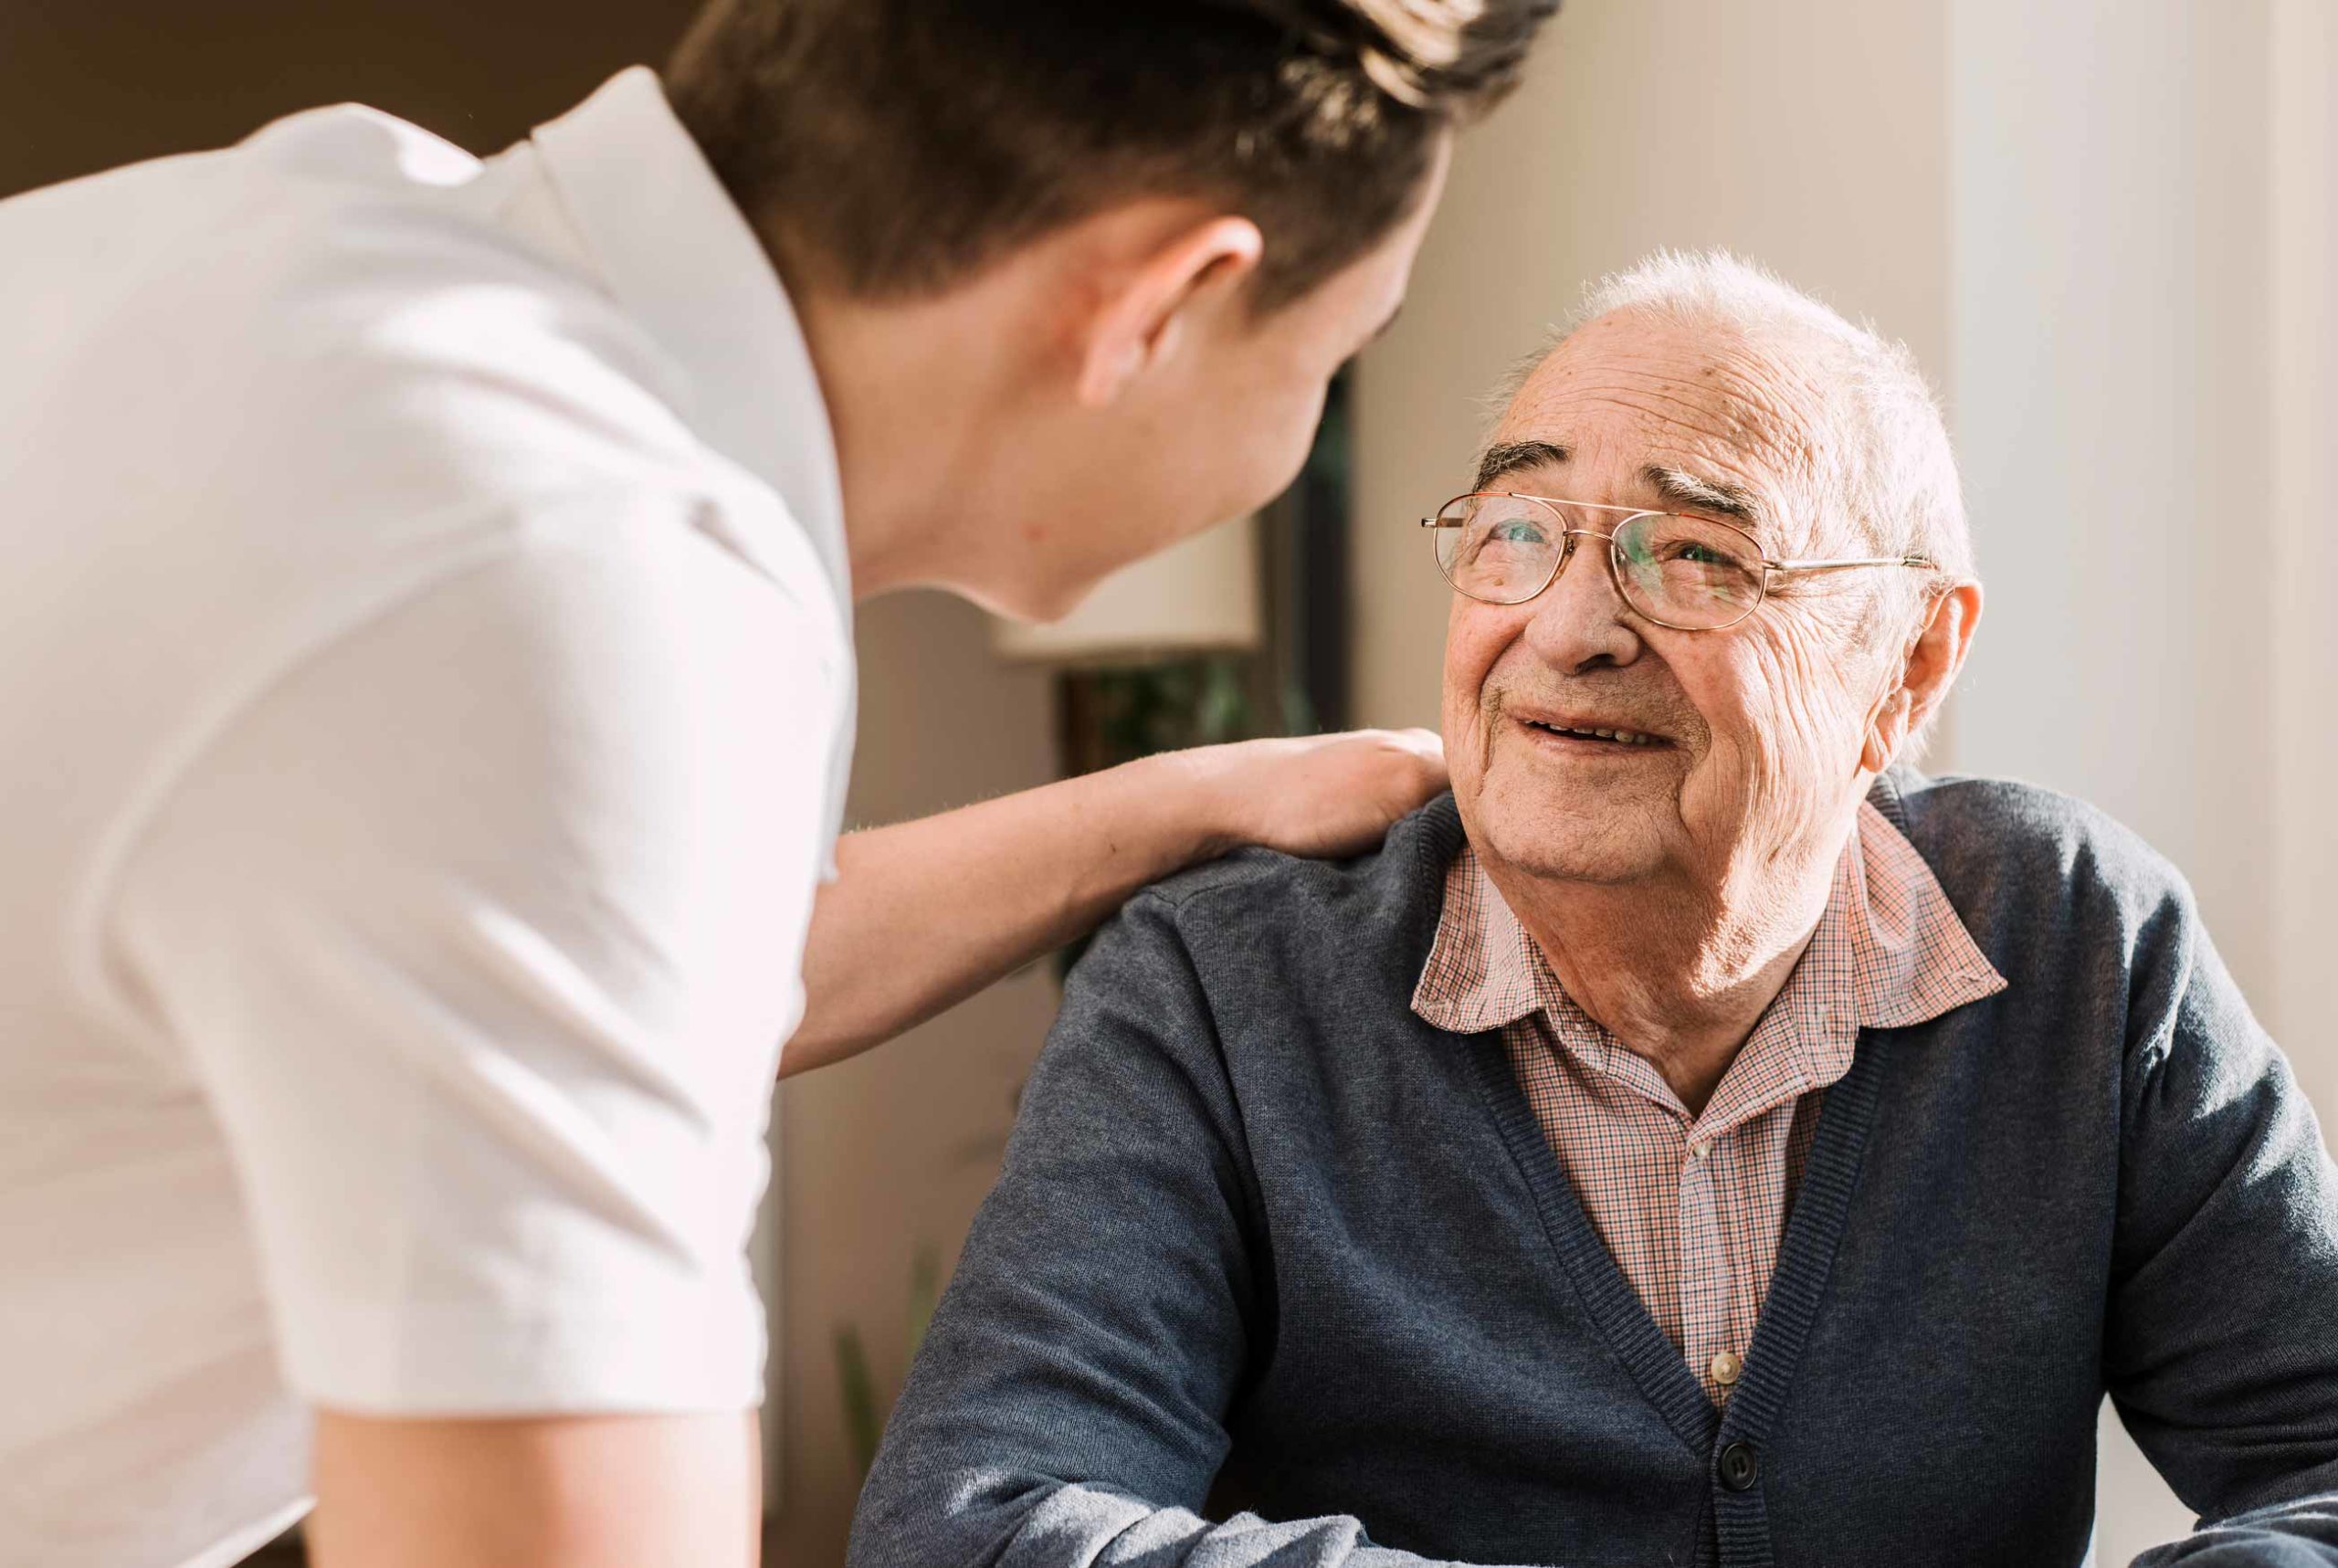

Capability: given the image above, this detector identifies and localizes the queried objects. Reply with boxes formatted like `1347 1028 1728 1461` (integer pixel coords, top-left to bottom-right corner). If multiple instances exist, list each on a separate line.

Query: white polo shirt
0 69 855 1568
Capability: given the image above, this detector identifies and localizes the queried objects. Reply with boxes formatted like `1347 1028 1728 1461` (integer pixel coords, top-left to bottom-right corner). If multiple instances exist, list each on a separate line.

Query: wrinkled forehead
1483 310 1835 550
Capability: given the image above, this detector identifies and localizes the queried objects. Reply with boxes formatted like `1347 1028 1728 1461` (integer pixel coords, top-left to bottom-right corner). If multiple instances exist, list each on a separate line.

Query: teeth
1529 720 1658 746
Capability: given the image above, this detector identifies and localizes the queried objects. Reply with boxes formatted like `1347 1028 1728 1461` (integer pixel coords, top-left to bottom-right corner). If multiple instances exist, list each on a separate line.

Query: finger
1386 730 1447 779
1343 727 1437 757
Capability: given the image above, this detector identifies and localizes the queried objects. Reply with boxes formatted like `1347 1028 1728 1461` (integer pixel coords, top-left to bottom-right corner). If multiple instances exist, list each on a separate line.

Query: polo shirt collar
529 68 850 616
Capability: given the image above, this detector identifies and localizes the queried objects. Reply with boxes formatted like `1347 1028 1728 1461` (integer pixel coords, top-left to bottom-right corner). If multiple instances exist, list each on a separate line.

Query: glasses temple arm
1765 556 1940 574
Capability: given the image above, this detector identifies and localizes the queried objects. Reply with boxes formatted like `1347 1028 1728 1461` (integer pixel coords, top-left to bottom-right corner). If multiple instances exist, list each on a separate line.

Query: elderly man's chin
1460 763 1680 887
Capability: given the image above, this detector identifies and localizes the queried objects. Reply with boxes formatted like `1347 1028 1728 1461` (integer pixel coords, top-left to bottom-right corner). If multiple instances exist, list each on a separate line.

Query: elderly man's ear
1861 582 1984 774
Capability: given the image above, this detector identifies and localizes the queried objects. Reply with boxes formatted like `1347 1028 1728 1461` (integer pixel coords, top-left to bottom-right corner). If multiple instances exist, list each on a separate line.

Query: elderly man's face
1442 310 1902 895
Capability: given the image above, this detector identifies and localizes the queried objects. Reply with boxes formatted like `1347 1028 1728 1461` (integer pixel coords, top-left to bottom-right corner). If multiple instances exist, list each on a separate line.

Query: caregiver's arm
308 1412 758 1568
783 730 1443 1076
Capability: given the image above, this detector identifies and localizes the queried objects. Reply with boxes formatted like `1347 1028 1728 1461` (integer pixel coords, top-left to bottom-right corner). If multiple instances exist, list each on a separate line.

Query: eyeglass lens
1433 494 1766 627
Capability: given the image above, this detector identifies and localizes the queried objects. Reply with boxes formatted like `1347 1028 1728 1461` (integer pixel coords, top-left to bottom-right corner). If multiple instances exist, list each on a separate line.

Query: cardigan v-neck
1416 801 2004 1405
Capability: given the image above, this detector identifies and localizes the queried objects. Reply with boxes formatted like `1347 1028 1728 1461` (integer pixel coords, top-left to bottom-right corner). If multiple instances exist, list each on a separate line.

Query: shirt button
1690 1142 1711 1161
1709 1349 1743 1387
1718 1439 1760 1491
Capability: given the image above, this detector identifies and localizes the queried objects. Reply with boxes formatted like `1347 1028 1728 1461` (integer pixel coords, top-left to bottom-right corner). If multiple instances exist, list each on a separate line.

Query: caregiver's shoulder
37 104 700 503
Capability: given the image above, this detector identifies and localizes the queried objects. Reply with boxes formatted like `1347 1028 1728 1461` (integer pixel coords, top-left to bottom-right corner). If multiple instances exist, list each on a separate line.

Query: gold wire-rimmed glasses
1422 491 1940 631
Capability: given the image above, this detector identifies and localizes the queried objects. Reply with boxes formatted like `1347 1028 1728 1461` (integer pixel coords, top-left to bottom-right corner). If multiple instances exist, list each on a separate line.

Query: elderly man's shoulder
1150 793 1457 909
1890 769 2202 934
1110 793 1460 976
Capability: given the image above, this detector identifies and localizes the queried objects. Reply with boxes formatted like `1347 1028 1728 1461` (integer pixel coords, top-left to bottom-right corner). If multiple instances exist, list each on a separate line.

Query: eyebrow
1473 439 1571 490
1640 463 1764 530
1471 445 1771 535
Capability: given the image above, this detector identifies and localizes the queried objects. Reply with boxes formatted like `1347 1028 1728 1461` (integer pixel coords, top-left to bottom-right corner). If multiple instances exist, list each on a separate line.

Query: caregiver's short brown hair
666 0 1557 311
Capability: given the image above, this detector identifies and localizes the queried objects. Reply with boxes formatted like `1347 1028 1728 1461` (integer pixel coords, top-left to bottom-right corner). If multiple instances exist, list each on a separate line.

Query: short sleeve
108 497 842 1415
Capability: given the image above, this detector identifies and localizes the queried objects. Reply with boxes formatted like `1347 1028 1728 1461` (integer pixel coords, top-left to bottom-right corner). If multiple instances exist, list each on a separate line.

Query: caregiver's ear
1072 213 1264 408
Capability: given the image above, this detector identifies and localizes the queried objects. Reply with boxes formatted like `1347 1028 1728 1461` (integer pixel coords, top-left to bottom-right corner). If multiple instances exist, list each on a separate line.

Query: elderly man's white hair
1492 250 1977 589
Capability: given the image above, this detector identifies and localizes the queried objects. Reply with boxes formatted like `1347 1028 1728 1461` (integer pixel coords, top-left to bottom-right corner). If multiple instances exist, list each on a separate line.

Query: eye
1489 520 1548 546
1643 527 1754 573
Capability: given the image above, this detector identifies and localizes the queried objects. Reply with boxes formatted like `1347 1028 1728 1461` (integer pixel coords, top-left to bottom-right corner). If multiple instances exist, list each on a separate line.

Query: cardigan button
1718 1440 1760 1491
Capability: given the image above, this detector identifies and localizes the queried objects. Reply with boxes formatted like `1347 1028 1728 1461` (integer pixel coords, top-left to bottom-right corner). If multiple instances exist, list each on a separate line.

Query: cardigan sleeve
846 890 1527 1568
2109 895 2338 1565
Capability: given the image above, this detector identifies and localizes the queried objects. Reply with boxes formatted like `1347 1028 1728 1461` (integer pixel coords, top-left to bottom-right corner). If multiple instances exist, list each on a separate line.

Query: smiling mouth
1517 718 1668 748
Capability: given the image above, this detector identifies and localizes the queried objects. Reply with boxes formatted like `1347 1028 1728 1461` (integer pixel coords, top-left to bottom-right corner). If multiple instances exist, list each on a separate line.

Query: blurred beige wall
2268 0 2338 1125
1948 0 2280 1008
1951 0 2338 1117
1353 1 2338 1559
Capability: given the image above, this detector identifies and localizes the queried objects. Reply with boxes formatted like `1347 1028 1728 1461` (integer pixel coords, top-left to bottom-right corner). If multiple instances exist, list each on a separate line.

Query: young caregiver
0 2 1558 1564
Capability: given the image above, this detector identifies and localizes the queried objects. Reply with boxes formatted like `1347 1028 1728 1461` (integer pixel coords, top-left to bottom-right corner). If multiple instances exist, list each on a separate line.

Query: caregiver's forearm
781 730 1444 1077
783 752 1213 1077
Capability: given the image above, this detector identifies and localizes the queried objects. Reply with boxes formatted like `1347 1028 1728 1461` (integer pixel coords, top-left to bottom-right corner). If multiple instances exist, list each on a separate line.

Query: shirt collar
1412 801 2007 1041
1827 802 2009 1028
528 68 851 616
1412 839 1551 1037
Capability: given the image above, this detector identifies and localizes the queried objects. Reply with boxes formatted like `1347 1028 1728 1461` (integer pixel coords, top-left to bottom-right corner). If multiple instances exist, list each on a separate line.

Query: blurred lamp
991 513 1261 666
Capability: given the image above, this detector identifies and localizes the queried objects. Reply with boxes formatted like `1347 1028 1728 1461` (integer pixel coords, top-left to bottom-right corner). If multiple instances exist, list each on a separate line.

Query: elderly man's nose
1523 538 1642 672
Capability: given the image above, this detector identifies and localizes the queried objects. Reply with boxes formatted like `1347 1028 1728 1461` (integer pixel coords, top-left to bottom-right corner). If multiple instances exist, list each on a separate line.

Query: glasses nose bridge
1541 524 1627 608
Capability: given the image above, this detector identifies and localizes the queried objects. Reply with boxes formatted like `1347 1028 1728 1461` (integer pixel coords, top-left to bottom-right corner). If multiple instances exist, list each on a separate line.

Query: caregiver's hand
1175 728 1448 860
784 728 1448 1077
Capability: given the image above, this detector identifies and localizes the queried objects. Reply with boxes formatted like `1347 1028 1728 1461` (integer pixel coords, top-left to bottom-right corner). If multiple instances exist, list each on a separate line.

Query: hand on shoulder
1171 729 1448 861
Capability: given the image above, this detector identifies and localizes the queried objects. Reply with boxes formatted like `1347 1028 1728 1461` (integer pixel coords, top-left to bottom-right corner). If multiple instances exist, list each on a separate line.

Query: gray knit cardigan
849 772 2338 1567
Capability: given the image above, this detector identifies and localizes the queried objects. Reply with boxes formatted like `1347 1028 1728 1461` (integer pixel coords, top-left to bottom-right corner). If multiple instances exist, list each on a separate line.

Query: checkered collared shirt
1411 802 2006 1404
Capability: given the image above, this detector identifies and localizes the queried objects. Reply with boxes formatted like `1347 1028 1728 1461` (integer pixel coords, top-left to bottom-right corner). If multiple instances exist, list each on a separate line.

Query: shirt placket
1678 1128 1741 1401
1689 1006 1832 1403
